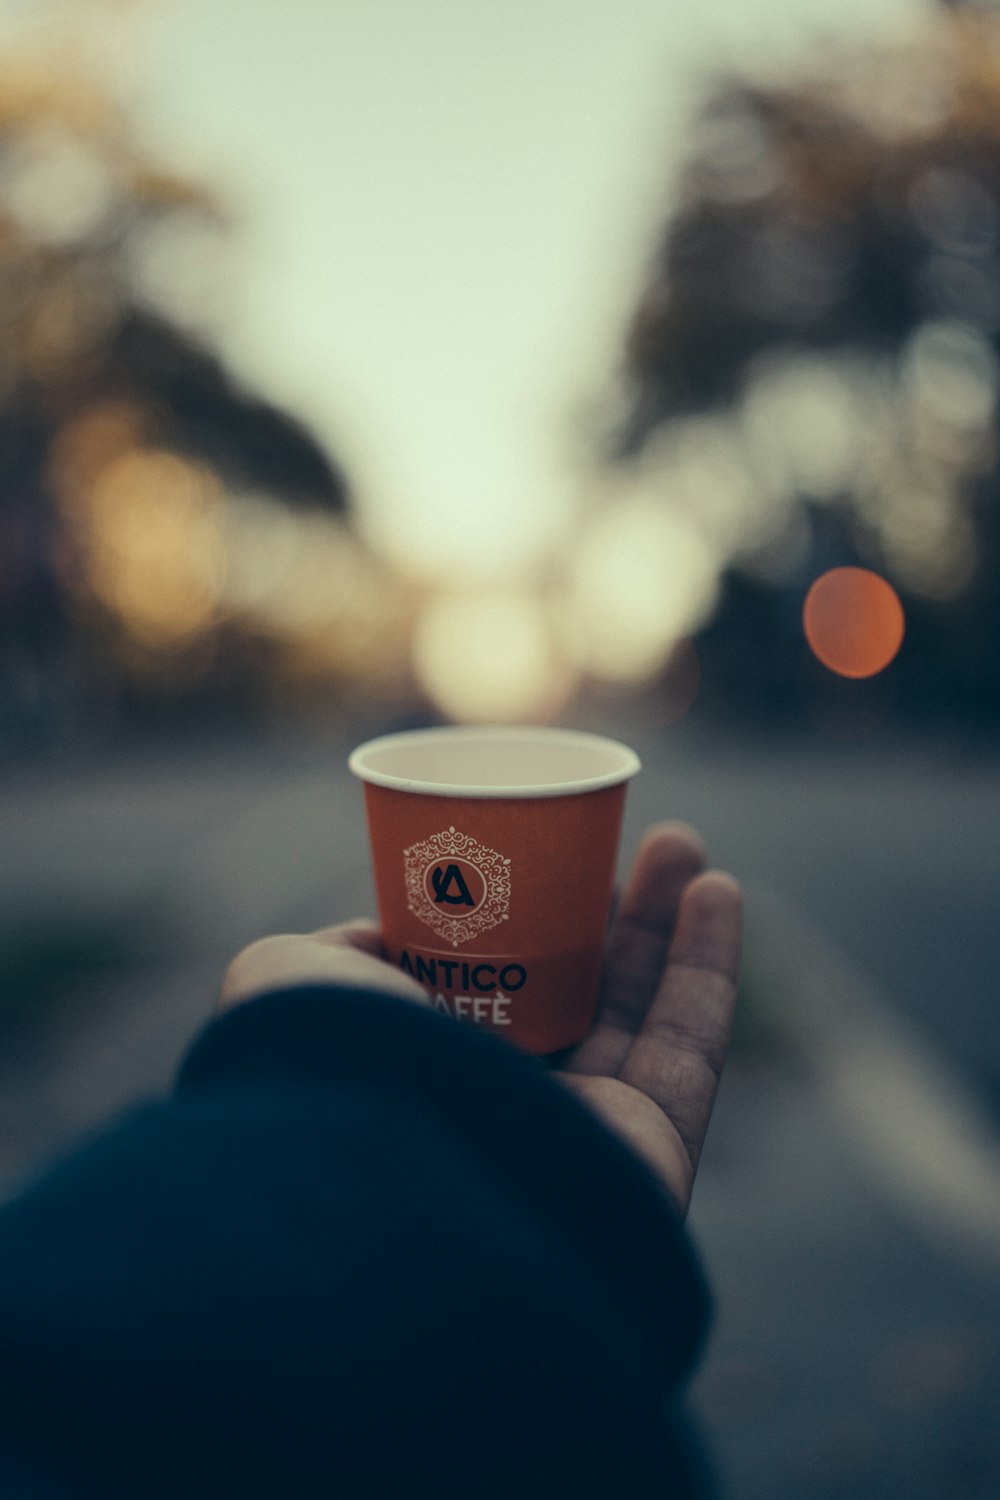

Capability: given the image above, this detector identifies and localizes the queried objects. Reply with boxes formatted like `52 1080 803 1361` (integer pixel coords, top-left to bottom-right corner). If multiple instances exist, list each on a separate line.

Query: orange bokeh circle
803 567 905 679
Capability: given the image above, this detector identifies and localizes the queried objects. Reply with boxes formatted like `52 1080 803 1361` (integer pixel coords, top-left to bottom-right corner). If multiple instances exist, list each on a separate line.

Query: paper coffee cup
349 726 641 1054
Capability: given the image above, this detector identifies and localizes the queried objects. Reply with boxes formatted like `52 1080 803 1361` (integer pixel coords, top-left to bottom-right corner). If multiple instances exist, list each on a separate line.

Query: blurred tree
0 52 359 753
617 6 1000 732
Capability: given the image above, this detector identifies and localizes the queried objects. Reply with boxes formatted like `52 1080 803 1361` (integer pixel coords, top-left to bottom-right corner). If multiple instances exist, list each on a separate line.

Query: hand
218 823 742 1217
554 823 742 1216
218 921 428 1011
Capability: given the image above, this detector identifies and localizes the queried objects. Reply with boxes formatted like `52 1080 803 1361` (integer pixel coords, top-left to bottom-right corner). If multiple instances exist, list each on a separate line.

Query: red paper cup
349 726 641 1054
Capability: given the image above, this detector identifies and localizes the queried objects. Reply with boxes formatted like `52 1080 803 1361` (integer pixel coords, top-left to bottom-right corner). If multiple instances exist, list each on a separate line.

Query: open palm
556 824 743 1215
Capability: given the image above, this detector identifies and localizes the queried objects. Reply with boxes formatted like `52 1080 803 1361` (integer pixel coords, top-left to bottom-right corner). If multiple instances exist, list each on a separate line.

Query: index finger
566 823 706 1077
618 870 743 1178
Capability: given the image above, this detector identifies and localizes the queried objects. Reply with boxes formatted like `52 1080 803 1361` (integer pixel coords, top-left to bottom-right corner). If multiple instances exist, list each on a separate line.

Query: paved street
618 717 1000 1121
2 717 999 1499
5 716 999 1112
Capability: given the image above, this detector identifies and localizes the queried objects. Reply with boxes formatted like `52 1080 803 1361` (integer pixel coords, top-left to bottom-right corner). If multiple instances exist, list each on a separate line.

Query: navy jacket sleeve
0 984 713 1499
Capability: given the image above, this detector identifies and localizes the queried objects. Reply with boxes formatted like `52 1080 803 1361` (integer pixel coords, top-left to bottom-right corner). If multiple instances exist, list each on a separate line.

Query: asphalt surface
617 716 1000 1124
2 717 999 1499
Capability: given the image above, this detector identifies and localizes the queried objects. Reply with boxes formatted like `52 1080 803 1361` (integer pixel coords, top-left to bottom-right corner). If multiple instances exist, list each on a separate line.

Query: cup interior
349 727 640 798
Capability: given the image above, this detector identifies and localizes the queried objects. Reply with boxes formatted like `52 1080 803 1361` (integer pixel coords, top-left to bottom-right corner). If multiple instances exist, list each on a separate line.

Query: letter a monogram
405 829 511 946
432 863 475 906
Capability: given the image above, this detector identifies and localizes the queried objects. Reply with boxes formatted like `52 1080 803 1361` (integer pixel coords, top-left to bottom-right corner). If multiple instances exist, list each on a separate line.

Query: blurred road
4 718 999 1106
620 719 1000 1120
2 717 999 1500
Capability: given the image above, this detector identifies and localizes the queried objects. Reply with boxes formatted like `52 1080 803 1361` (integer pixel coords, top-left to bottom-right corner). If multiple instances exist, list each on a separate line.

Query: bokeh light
46 399 410 696
5 129 117 246
741 355 863 503
413 589 572 724
901 320 998 434
803 567 905 679
557 495 719 682
67 448 227 648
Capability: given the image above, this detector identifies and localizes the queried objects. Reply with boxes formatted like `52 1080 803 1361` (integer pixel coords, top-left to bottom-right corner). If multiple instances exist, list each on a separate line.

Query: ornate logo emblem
404 826 511 947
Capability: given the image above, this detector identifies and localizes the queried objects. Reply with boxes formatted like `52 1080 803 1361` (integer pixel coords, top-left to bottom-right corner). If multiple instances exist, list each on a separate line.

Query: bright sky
4 0 925 579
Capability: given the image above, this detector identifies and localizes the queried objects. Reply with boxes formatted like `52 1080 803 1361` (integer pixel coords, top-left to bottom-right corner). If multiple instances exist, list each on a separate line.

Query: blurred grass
0 897 173 1041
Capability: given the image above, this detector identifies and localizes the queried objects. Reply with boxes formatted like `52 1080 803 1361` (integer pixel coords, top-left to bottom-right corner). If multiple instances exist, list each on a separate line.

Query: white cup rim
349 725 641 799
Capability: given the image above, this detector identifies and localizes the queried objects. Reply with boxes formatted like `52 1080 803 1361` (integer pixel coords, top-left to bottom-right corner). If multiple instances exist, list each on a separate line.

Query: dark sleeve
0 985 713 1500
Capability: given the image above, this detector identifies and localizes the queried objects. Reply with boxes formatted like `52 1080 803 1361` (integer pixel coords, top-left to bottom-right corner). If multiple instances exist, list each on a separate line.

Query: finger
308 919 386 958
565 823 707 1078
618 871 743 1181
219 928 426 1010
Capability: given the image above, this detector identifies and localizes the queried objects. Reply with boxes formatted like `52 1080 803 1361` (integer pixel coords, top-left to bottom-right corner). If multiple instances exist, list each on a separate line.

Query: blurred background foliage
0 42 415 756
2 3 1000 752
616 6 1000 734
